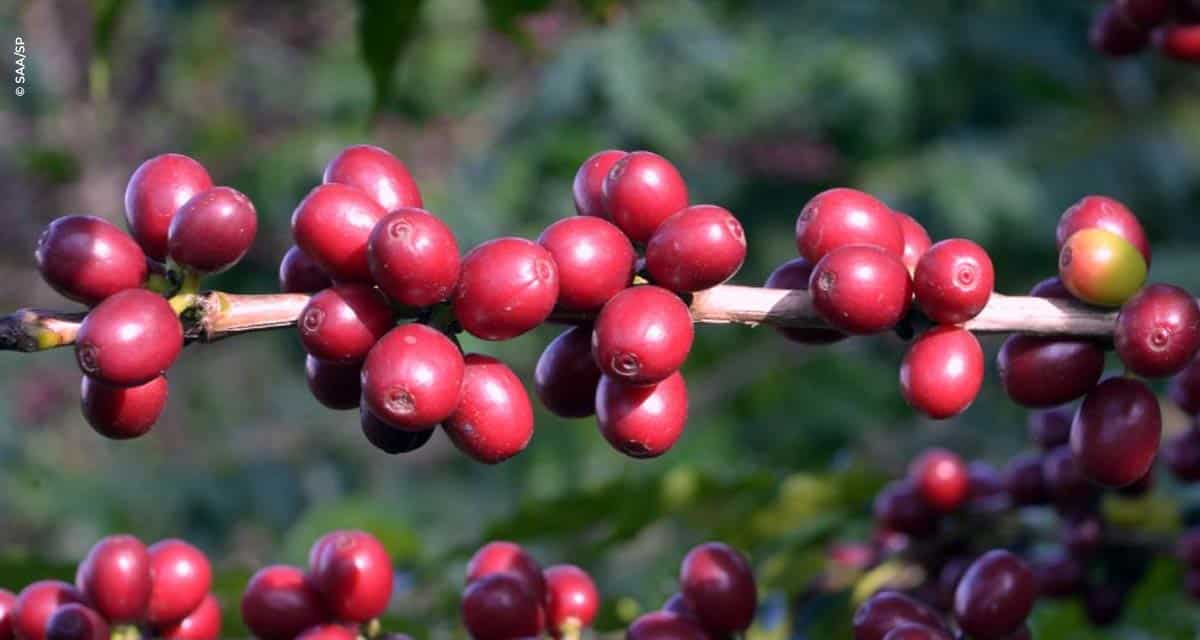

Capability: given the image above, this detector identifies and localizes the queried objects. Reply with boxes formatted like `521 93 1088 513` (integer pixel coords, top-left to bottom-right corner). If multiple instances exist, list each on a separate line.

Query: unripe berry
298 285 394 363
453 237 559 340
309 530 394 623
810 245 912 335
535 326 603 419
602 151 689 243
36 215 148 306
1058 228 1147 307
1070 377 1162 488
124 154 214 261
80 375 168 439
912 239 994 324
537 216 636 311
573 150 626 219
1056 195 1150 266
75 534 152 622
1114 283 1200 377
764 258 846 344
240 565 327 640
75 289 183 387
167 186 258 274
368 208 461 308
596 371 688 458
279 246 332 294
899 326 984 420
795 188 904 262
443 354 534 464
323 144 422 211
645 205 747 293
152 593 221 640
146 539 212 627
679 542 758 634
592 286 693 385
291 183 388 283
909 448 970 512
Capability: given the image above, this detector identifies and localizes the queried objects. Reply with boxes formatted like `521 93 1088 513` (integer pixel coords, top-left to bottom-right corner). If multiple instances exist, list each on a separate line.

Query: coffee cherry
795 188 904 262
1029 407 1072 450
852 591 947 640
298 285 393 363
36 215 148 306
1117 0 1171 26
953 550 1035 640
1090 4 1151 55
1071 377 1162 488
1033 552 1085 598
1002 452 1048 506
167 186 257 274
75 288 183 387
44 603 108 640
13 581 84 640
543 565 599 634
361 407 434 454
152 593 221 640
661 592 700 620
626 611 709 640
967 461 1008 510
1154 24 1200 60
573 150 626 219
1063 514 1105 558
909 448 969 512
810 245 912 335
913 239 994 324
1058 228 1147 307
763 258 846 344
368 208 461 308
146 539 212 626
1056 195 1151 266
535 326 602 419
280 246 333 294
602 151 689 243
882 625 952 640
1082 584 1126 626
899 326 984 419
443 354 534 464
124 154 214 261
0 589 14 640
1028 276 1074 299
996 335 1104 408
680 542 758 634
1115 283 1200 377
323 144 422 211
1178 528 1200 567
309 530 393 623
595 371 688 458
297 626 358 640
291 183 388 283
1170 355 1200 415
537 216 636 311
453 237 559 340
461 572 545 640
75 534 151 622
645 205 747 293
873 480 937 537
1165 427 1200 482
361 323 464 430
240 565 328 640
1042 445 1097 507
1118 465 1155 496
466 542 547 602
895 212 932 274
305 357 362 411
80 374 167 439
592 286 693 385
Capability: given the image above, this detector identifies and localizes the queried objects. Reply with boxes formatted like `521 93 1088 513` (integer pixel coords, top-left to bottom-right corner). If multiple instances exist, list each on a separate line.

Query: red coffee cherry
0 589 14 640
1115 283 1200 377
596 371 688 458
899 326 984 420
1056 195 1151 266
368 208 461 308
1166 427 1200 482
895 212 932 274
592 286 693 385
153 594 220 640
298 285 393 363
75 288 183 387
291 183 388 283
305 356 362 411
466 541 547 602
360 407 434 454
852 591 948 640
645 205 747 293
124 154 214 261
535 326 603 419
13 581 84 640
443 354 535 464
240 565 328 640
537 216 636 311
680 542 758 634
627 611 709 640
573 150 626 220
810 245 912 335
36 216 148 306
1029 407 1072 451
1171 355 1200 415
453 237 559 340
361 323 464 430
1059 228 1147 307
167 187 258 274
1090 4 1151 56
297 625 358 640
461 572 545 640
913 239 994 324
763 258 846 344
44 603 108 640
996 335 1104 408
909 448 970 512
309 530 394 623
80 374 167 439
602 151 689 243
873 480 938 537
323 144 422 212
795 188 904 263
953 550 1036 640
1042 445 1097 507
543 565 599 634
75 534 152 622
146 539 212 627
280 246 333 294
1117 0 1171 26
1154 24 1200 60
1071 377 1162 488
1003 452 1048 506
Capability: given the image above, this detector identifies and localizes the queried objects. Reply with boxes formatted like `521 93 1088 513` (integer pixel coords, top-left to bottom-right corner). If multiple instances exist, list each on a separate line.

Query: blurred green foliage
3 0 1200 637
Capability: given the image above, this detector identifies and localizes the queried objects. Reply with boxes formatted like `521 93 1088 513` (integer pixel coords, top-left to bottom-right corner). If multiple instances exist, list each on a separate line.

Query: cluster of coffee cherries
459 541 599 640
282 145 745 461
32 154 255 439
0 535 219 640
240 529 411 640
1090 0 1200 61
625 542 758 640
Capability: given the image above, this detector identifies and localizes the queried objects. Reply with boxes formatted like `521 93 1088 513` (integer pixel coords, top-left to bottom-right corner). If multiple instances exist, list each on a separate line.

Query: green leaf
356 0 425 117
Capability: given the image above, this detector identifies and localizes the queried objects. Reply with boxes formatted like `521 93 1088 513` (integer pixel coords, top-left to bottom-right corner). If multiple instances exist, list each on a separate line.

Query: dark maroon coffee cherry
1186 570 1200 602
1117 0 1171 26
1033 552 1084 598
873 480 937 537
453 237 559 340
595 372 688 458
1028 276 1074 299
602 151 689 244
1170 355 1200 415
167 186 258 274
1063 514 1105 558
461 572 545 640
36 215 148 306
152 592 221 640
1090 4 1151 56
881 624 952 640
443 354 534 464
1070 377 1162 487
241 565 328 640
146 539 212 627
967 461 1009 511
323 144 422 212
1114 283 1200 377
291 183 388 283
361 406 434 454
75 534 152 622
645 205 747 293
534 326 602 419
810 245 912 335
466 541 547 602
309 530 393 623
852 591 947 640
573 150 626 220
44 603 108 640
680 542 757 634
81 374 168 439
1166 427 1200 482
592 285 694 385
913 239 994 324
895 212 932 274
899 326 983 420
75 288 182 387
953 550 1035 640
909 448 970 512
626 611 709 640
1177 528 1200 567
1002 452 1048 506
361 323 465 430
1028 407 1072 450
279 246 333 294
537 216 635 311
368 208 461 308
12 581 84 640
543 564 599 634
996 335 1104 408
1042 445 1098 508
795 188 905 262
661 592 698 620
933 556 973 611
298 284 393 363
1083 584 1126 627
305 356 362 411
1056 195 1151 266
124 154 214 261
763 258 846 344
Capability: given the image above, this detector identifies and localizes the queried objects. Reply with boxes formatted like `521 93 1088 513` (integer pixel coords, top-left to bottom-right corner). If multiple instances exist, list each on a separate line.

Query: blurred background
4 1 1200 637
